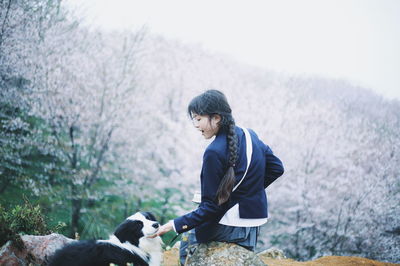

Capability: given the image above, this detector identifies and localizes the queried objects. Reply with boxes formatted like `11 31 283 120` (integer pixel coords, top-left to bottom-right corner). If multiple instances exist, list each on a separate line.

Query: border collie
48 212 163 266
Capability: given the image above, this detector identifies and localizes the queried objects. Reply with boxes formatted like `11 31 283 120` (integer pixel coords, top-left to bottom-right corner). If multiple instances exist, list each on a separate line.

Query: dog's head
113 212 160 246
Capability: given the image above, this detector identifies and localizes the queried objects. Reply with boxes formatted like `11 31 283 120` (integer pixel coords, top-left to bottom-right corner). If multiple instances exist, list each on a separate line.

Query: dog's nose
152 222 159 229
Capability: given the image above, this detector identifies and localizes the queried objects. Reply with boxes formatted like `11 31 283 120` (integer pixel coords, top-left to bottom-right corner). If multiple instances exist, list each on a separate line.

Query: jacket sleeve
263 144 284 188
173 150 226 234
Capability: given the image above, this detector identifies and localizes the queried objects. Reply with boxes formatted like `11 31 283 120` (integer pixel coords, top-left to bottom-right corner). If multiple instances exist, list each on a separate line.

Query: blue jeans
179 225 259 265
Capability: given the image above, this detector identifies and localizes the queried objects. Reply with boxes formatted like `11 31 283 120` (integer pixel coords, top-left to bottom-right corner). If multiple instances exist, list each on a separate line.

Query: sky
66 0 400 100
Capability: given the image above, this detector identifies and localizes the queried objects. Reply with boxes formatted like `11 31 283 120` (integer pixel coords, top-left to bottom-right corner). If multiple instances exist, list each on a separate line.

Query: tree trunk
70 185 82 238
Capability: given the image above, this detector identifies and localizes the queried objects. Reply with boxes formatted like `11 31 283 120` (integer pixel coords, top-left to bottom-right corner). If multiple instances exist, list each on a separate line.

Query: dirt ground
163 248 399 266
261 256 399 266
163 247 180 266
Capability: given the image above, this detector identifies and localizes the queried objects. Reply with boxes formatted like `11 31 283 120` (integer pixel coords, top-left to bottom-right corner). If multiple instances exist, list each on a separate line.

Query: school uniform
173 126 284 245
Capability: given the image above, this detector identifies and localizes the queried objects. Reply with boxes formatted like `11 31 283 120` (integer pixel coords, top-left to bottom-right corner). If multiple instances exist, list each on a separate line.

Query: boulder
0 233 74 266
257 247 286 260
185 241 266 266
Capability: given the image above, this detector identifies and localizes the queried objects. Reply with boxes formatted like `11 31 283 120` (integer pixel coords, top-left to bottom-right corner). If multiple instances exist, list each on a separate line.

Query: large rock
185 241 266 266
0 233 74 266
257 247 286 260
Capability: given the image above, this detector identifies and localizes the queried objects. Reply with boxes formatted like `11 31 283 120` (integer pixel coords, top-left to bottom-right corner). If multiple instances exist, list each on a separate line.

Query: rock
0 233 74 266
185 241 266 266
257 247 286 260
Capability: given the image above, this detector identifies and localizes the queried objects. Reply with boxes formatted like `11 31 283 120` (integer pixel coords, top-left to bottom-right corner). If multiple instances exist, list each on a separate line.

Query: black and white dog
49 212 163 266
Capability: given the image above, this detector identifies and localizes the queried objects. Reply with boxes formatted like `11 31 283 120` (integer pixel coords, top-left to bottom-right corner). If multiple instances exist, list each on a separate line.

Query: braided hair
188 90 238 205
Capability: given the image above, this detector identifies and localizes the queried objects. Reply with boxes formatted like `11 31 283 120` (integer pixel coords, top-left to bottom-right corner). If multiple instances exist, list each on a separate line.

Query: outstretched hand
148 221 174 238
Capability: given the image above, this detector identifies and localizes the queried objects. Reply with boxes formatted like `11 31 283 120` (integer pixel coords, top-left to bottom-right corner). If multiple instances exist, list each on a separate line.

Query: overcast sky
66 0 400 100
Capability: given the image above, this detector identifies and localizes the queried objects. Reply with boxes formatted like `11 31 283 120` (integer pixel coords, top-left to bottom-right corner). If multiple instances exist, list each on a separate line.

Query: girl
153 90 284 258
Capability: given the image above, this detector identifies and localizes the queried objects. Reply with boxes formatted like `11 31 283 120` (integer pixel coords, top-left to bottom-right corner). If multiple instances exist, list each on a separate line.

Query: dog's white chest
139 237 163 266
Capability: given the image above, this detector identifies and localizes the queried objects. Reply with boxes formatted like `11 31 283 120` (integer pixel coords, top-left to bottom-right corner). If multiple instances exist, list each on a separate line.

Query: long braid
216 120 238 205
227 122 238 167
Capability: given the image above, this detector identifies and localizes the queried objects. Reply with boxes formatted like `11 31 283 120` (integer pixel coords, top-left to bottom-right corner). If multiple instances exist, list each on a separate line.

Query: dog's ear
141 211 157 222
114 220 143 246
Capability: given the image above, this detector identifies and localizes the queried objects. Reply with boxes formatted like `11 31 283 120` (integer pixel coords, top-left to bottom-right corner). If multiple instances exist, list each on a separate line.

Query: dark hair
188 90 238 205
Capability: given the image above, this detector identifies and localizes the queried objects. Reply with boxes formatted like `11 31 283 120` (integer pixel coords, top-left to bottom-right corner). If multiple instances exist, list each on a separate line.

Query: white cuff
170 220 177 233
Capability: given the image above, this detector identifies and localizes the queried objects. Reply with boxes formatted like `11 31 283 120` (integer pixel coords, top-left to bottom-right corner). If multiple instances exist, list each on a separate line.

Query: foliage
0 198 66 248
0 100 65 196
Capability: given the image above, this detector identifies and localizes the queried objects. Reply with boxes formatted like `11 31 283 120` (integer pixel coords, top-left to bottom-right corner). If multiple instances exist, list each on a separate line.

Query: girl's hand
148 221 174 238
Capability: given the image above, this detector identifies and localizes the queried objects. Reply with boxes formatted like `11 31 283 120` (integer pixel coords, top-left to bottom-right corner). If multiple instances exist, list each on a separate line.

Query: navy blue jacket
174 126 284 242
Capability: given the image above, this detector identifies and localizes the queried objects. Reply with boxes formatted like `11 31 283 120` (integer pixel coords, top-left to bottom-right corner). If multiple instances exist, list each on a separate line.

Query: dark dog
49 212 163 266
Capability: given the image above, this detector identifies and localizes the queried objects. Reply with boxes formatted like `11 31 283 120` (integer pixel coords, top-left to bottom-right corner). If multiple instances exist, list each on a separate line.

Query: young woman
153 89 284 256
